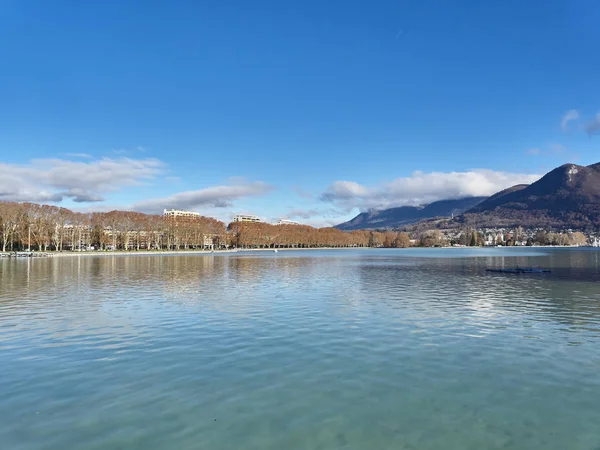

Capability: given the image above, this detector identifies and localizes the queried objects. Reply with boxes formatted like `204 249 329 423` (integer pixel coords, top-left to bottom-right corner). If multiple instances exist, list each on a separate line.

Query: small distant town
416 227 600 248
0 201 599 255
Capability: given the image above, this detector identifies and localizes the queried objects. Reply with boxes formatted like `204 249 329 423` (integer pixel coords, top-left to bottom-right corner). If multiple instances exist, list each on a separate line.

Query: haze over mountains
335 162 600 230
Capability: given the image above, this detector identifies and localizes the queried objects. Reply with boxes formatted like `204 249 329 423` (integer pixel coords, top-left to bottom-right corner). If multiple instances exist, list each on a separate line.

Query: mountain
335 197 486 230
459 162 600 229
471 184 529 210
336 161 600 231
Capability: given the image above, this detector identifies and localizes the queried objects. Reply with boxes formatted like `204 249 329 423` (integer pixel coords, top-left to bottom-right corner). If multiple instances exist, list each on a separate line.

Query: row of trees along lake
0 201 412 252
0 201 589 252
0 202 224 252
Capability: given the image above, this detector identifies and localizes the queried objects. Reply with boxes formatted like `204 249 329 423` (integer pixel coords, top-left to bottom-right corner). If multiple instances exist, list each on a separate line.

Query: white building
277 219 300 225
163 209 201 219
232 214 261 223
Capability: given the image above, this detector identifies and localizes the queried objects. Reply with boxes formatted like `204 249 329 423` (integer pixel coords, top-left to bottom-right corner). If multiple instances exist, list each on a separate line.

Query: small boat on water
486 267 551 274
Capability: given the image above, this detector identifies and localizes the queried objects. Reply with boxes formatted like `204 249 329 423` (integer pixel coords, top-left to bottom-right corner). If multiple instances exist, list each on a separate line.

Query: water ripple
1 250 600 449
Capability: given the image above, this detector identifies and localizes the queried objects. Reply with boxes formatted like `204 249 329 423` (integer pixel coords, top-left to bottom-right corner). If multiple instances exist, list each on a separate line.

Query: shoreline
2 245 596 259
47 247 366 258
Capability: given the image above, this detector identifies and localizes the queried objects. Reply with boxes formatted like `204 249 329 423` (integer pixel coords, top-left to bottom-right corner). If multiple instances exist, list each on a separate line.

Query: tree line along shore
0 201 409 252
0 201 595 254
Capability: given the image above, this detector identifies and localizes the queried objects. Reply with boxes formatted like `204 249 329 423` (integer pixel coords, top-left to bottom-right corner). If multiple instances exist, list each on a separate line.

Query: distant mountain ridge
459 162 600 229
335 197 487 230
336 161 600 231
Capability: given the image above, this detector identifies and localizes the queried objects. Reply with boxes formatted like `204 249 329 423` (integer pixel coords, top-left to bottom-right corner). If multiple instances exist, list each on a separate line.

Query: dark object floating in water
486 267 551 274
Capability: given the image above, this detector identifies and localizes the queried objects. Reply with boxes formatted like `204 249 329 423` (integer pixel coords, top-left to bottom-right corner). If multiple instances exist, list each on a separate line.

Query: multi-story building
277 219 300 225
232 214 261 223
60 224 92 250
163 209 201 219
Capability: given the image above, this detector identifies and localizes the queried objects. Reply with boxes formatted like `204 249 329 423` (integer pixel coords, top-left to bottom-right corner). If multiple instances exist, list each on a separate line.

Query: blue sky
1 0 599 226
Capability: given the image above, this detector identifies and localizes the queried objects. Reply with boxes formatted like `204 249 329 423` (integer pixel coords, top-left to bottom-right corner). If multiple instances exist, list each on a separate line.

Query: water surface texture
2 248 600 449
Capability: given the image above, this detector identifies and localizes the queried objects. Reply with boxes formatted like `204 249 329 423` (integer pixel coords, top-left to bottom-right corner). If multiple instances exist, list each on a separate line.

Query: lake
1 248 600 449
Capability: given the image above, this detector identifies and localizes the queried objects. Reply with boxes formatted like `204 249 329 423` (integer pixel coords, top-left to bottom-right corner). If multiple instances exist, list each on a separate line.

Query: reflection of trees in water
136 254 317 316
88 255 228 309
0 255 222 306
3 250 600 329
0 255 315 311
225 256 313 284
0 258 151 341
354 252 600 330
0 258 83 307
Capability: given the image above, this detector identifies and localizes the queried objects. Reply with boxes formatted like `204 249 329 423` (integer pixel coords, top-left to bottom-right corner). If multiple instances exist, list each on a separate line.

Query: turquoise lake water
1 248 600 449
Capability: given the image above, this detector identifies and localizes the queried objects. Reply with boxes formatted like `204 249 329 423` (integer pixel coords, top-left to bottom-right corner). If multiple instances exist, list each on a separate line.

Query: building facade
163 209 201 219
277 219 300 225
232 214 261 223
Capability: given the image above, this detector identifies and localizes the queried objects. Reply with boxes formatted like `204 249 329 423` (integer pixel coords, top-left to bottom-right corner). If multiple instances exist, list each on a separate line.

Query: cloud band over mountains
0 156 553 221
321 169 541 211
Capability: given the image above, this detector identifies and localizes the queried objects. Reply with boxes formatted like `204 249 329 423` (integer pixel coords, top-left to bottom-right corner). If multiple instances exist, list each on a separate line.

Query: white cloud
285 208 322 219
64 153 93 159
282 208 352 228
131 180 274 214
561 109 580 132
321 169 541 211
526 148 541 155
584 112 600 135
306 218 344 228
321 181 369 201
0 157 163 203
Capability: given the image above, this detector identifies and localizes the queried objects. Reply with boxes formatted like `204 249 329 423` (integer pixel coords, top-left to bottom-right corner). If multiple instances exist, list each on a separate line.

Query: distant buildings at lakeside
162 210 301 226
231 215 301 226
431 227 600 248
277 219 300 225
163 209 201 219
232 214 262 223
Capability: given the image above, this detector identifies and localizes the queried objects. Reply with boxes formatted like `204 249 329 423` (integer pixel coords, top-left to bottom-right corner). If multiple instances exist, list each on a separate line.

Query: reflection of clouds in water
0 255 327 320
158 256 321 317
2 250 600 346
3 250 600 450
123 255 348 321
352 253 600 338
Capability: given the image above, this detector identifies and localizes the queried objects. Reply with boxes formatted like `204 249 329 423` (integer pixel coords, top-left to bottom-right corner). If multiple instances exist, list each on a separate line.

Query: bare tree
0 203 20 252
